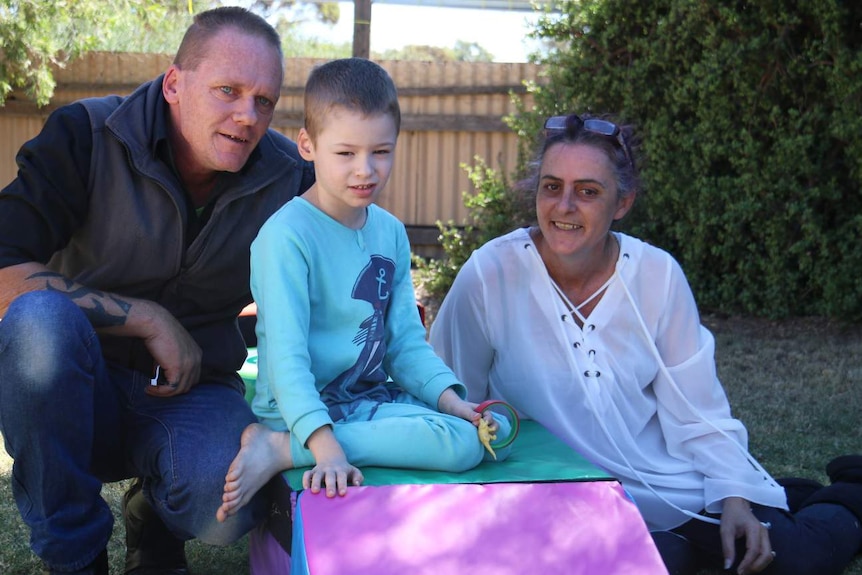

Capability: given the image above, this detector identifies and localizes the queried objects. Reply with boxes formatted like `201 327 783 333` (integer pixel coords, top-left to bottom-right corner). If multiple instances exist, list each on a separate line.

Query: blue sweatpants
290 391 511 471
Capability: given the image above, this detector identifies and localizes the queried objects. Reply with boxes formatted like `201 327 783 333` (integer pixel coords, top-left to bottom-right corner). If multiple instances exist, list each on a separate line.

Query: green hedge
437 0 862 320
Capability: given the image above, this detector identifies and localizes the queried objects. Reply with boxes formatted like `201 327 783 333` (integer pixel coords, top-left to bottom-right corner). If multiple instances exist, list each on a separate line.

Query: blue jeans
652 502 861 575
0 291 267 571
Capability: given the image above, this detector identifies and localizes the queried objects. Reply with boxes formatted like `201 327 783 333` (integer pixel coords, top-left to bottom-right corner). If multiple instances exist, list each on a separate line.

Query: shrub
412 157 529 299
425 0 862 320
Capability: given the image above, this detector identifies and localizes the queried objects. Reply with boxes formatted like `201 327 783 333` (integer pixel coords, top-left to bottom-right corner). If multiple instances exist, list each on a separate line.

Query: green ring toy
475 399 520 448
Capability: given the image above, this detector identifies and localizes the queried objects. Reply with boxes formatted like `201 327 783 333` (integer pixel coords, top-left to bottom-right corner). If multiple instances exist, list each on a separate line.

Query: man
0 7 313 575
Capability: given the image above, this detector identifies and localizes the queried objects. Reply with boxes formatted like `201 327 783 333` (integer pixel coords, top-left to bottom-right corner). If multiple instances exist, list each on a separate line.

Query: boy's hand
437 388 498 430
302 458 364 497
305 425 364 497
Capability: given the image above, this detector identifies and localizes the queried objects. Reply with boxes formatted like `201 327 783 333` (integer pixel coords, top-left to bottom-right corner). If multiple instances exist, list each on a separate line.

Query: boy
216 58 507 522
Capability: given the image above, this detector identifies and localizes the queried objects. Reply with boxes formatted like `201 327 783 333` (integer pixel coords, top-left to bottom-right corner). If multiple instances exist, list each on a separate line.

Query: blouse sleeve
652 258 786 511
429 254 495 403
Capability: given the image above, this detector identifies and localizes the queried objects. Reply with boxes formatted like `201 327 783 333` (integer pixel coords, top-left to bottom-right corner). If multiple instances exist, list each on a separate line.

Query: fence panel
0 53 543 251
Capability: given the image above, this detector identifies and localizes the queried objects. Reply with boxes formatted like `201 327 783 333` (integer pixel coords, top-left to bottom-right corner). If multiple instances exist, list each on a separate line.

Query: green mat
239 348 259 404
240 348 612 491
284 419 613 490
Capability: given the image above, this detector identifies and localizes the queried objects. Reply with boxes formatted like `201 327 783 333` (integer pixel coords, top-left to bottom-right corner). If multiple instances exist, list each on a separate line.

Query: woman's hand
720 496 775 574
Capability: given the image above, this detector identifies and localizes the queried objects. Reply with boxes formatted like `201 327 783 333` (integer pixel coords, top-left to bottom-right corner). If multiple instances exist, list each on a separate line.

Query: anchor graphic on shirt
320 255 396 411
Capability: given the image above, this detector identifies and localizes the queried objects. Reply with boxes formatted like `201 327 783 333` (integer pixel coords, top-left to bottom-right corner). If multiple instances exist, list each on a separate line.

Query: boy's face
297 107 398 228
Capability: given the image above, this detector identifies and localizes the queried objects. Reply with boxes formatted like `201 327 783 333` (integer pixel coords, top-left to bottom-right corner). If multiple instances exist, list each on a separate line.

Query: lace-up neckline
545 233 622 327
551 273 617 327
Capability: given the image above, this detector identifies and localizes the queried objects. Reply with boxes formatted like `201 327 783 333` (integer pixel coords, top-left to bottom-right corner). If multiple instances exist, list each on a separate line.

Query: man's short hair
303 58 401 140
174 6 283 71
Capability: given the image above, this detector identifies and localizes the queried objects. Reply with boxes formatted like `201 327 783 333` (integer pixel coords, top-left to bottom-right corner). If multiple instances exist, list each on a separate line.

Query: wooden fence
0 53 544 254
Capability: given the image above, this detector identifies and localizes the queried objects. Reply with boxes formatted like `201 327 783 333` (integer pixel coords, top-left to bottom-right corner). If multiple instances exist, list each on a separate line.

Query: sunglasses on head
543 115 633 168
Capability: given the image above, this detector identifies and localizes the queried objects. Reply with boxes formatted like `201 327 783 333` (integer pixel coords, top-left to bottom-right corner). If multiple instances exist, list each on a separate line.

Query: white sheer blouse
430 228 787 530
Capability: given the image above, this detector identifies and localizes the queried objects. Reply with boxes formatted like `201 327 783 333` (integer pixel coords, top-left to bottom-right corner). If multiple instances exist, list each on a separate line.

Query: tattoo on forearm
28 271 131 327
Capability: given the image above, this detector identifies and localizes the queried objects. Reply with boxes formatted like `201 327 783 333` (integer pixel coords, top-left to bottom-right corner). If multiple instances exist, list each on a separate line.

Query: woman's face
535 142 634 260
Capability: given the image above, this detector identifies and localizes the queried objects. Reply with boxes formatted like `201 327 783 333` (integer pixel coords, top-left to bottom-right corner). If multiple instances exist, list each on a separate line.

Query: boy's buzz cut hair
303 58 401 140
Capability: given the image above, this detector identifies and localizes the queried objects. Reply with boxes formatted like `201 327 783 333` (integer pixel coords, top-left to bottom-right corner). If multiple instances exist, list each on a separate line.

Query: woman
429 113 862 575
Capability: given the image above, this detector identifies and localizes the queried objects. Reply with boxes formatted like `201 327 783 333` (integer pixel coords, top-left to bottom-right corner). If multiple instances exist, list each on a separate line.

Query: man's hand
137 301 201 397
0 263 202 397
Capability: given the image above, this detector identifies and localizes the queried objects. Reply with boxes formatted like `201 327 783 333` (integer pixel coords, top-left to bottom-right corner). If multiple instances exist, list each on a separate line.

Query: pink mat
288 481 666 575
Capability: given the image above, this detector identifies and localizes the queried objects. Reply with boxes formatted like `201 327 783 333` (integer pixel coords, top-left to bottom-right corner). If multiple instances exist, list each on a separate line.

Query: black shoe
264 474 294 554
776 477 824 512
42 549 108 575
123 479 190 575
826 454 862 484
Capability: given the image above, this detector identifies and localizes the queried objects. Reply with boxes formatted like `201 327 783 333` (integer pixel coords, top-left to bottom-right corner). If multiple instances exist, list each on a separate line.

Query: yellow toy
478 418 497 460
474 399 520 460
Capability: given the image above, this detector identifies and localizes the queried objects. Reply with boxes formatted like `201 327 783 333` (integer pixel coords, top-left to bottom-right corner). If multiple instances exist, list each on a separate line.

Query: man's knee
198 499 266 546
5 290 81 324
3 291 91 354
163 481 267 546
0 291 94 389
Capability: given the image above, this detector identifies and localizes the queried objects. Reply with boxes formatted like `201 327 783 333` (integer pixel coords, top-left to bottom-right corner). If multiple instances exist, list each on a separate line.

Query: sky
302 2 544 62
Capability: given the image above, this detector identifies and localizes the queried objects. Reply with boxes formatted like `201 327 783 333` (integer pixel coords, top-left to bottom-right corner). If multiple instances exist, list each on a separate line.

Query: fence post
352 0 371 58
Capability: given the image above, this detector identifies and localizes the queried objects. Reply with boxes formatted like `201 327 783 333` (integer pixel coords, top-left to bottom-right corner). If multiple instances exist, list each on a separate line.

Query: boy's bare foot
216 423 293 522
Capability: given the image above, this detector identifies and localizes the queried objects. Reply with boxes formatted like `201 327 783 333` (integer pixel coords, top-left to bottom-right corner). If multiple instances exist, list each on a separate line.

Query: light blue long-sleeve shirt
250 197 464 447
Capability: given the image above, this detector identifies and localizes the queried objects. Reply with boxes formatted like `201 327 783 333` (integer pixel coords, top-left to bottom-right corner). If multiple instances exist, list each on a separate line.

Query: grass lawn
1 314 861 574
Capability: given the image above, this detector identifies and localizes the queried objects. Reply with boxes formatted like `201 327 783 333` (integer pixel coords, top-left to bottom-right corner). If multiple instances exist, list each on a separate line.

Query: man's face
163 27 283 176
